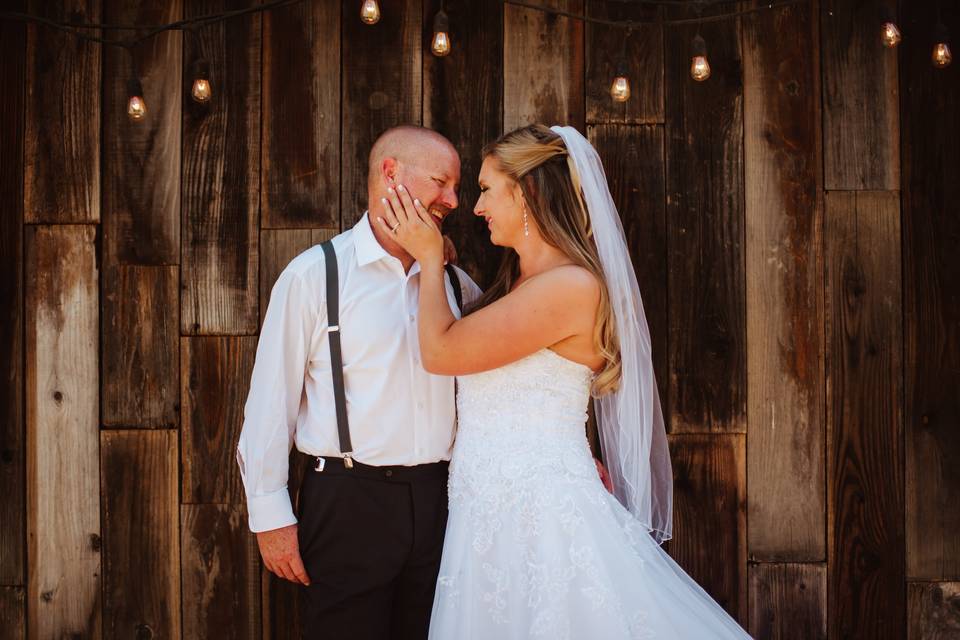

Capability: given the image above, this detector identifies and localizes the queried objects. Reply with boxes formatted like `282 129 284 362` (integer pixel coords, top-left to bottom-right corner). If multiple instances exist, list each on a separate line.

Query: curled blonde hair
471 124 621 396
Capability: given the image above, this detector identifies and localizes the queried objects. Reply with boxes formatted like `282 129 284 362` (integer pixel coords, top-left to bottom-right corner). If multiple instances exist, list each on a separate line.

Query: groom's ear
381 157 399 186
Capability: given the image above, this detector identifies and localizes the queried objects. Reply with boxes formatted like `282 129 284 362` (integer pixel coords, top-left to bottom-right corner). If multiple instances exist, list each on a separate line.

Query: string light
690 34 711 82
880 7 902 48
431 7 452 57
191 59 212 103
360 0 381 25
126 78 147 121
933 22 952 68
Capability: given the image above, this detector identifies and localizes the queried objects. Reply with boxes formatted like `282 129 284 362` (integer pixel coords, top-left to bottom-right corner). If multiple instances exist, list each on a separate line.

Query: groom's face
394 148 461 223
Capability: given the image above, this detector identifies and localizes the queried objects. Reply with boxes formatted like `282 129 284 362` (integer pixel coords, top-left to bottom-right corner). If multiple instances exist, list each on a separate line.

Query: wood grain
261 0 340 229
588 124 668 397
181 0 260 335
25 225 101 638
182 337 257 504
101 430 180 639
825 190 905 639
0 586 25 640
742 0 825 561
423 0 504 289
900 0 960 582
0 0 25 586
585 0 662 124
102 266 180 428
24 0 100 223
101 0 181 265
260 229 314 326
748 563 826 639
182 504 261 639
664 8 746 434
667 434 747 623
341 0 423 227
820 0 899 190
504 0 584 132
908 582 960 640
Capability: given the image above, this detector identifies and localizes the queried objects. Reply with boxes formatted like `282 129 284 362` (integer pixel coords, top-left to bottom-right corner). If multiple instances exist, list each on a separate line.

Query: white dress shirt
236 212 482 532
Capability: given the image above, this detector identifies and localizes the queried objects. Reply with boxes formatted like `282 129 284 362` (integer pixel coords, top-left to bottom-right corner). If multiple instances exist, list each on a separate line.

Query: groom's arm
236 265 322 585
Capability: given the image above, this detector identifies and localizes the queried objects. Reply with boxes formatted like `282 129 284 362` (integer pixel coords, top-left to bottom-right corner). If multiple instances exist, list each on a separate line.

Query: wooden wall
1 0 958 638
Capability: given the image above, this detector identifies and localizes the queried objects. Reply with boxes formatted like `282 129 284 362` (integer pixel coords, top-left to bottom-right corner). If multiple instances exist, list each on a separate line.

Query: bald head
367 126 458 190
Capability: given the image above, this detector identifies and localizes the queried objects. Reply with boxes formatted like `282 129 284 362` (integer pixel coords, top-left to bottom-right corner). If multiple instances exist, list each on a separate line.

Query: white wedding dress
428 348 753 639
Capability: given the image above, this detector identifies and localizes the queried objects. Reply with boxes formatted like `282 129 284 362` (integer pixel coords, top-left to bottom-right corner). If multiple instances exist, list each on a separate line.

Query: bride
378 124 752 639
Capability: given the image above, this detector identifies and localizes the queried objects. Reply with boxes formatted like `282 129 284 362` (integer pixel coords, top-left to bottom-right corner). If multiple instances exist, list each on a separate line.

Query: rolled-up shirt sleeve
236 266 322 532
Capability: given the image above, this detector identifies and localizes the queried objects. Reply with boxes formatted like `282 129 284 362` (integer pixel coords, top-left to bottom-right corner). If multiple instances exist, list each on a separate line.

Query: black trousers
295 454 449 640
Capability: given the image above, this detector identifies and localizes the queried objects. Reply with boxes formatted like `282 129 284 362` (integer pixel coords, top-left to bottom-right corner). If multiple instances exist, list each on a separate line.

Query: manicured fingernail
397 184 405 192
414 199 421 206
387 187 395 194
381 198 388 204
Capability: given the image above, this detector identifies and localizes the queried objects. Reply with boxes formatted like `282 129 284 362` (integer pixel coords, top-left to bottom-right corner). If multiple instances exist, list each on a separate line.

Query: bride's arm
417 262 597 375
377 183 598 376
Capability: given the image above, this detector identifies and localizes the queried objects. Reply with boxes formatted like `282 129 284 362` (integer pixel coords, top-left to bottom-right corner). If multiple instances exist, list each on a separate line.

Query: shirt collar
353 211 390 267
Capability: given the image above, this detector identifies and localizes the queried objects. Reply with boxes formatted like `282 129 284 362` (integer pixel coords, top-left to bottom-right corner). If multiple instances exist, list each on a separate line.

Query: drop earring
522 202 530 237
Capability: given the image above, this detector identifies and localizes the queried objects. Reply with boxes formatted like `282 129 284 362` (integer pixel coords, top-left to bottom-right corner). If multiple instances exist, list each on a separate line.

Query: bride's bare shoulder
517 264 601 306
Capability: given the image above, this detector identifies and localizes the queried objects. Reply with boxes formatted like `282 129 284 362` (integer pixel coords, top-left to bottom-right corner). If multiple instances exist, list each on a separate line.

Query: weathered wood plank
820 0 899 190
102 266 179 428
667 434 747 623
261 0 340 229
260 229 314 327
748 563 826 639
23 0 100 223
101 0 181 265
664 8 745 434
825 190 904 639
0 586 25 640
742 0 825 560
101 430 180 640
341 0 422 227
182 0 260 335
182 337 257 504
504 0 584 132
423 0 504 289
908 582 960 640
0 0 26 586
585 1 662 124
588 124 668 396
182 504 260 639
25 225 100 638
901 0 960 582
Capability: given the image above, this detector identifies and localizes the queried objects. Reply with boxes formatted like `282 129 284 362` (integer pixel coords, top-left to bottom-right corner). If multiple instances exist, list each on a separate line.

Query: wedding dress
427 347 753 639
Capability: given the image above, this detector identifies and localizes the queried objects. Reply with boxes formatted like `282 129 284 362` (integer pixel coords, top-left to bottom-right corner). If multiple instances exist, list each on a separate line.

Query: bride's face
473 157 526 247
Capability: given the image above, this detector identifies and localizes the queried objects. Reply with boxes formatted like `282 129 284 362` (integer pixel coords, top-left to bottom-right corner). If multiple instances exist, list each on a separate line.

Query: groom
236 125 481 640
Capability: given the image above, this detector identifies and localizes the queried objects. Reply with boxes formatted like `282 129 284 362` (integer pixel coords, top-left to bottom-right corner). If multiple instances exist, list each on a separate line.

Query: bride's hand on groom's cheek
378 184 444 267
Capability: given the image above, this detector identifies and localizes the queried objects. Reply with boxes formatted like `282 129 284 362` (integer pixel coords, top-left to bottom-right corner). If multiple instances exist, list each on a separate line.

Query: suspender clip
343 453 354 469
314 456 326 472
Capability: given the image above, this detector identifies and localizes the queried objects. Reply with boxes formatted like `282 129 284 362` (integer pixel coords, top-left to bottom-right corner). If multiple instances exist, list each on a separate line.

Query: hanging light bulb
360 0 381 25
431 9 451 57
690 34 711 82
610 59 630 102
126 77 147 121
879 7 902 48
933 22 952 68
191 59 212 103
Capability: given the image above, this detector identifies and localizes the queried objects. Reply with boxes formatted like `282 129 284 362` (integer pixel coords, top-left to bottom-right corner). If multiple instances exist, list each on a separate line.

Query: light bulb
881 22 902 48
431 10 451 57
360 0 380 25
933 42 953 67
610 58 630 102
690 35 711 82
126 78 147 121
191 59 212 103
933 23 952 68
610 76 630 102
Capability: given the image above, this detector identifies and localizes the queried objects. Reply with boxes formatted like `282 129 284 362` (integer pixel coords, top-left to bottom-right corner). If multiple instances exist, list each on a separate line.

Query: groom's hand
442 235 458 265
595 459 614 494
256 524 311 586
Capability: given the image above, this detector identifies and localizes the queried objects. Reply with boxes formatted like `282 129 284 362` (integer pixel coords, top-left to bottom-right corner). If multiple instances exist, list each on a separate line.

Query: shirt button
385 469 393 478
409 314 415 322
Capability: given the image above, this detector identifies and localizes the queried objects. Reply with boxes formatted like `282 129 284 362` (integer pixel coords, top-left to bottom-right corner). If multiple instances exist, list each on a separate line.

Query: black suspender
320 241 354 468
320 240 463 471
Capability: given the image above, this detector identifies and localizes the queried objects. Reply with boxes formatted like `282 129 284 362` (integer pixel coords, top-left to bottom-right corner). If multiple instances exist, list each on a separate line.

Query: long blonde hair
470 124 621 396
